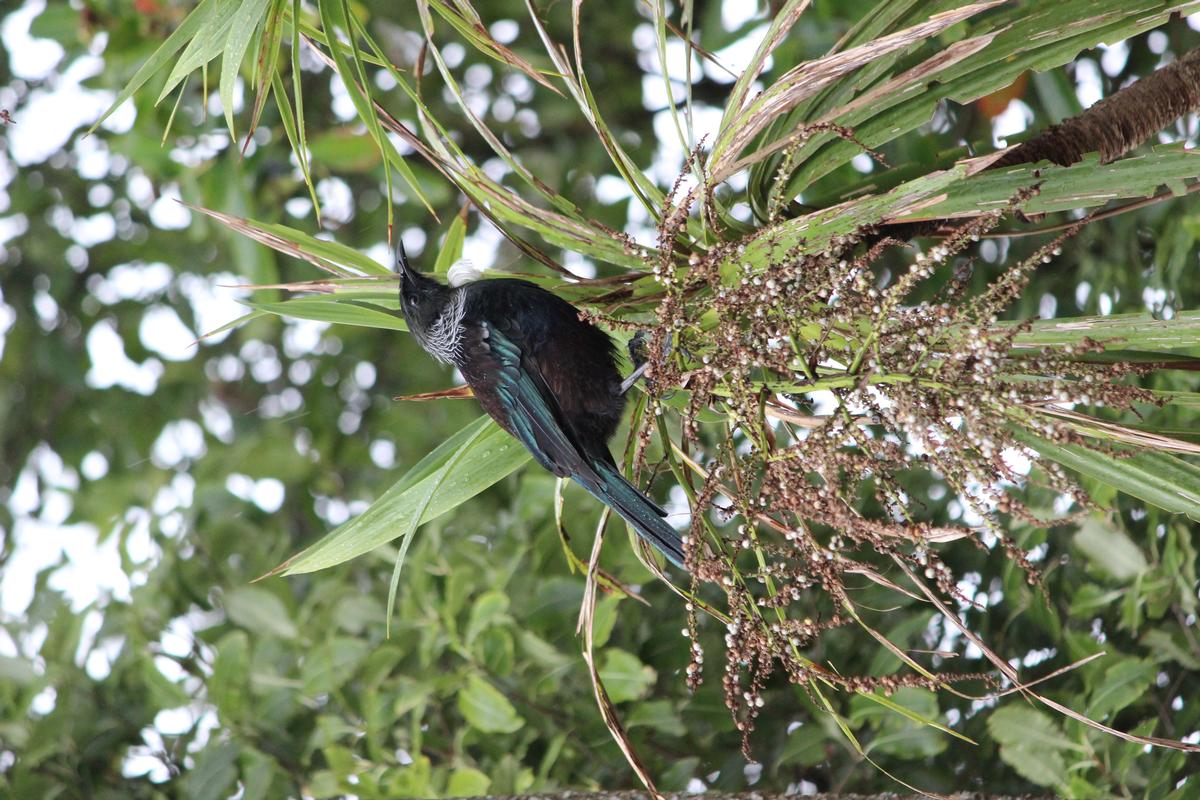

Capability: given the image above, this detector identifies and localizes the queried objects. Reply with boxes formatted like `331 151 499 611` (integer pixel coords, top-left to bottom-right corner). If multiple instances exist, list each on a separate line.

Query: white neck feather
416 288 467 364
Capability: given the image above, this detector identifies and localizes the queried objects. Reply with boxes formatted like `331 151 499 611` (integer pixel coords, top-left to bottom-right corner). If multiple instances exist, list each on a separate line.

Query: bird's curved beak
394 235 418 283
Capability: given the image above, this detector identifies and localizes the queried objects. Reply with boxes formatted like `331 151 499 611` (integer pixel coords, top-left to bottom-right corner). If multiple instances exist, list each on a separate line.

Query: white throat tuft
446 258 484 288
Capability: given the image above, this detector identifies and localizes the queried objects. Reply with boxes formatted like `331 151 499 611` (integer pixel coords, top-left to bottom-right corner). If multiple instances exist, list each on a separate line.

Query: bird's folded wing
486 325 601 484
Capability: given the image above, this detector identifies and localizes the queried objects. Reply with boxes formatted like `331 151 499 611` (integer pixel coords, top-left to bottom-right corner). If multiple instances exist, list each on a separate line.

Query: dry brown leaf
578 507 664 798
894 557 1200 753
393 386 476 402
185 203 350 276
1036 404 1200 455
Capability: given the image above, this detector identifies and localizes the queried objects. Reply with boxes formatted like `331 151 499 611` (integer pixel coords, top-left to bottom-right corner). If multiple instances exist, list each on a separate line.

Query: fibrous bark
992 47 1200 169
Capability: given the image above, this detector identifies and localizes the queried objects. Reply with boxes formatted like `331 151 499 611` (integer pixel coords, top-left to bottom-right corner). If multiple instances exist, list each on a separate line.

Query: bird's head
394 236 452 336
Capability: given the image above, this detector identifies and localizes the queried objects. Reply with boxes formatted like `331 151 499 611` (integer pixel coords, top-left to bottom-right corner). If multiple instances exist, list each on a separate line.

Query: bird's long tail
580 461 686 569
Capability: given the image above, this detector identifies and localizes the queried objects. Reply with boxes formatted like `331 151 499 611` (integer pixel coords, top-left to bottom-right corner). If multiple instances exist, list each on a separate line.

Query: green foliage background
2 1 1199 797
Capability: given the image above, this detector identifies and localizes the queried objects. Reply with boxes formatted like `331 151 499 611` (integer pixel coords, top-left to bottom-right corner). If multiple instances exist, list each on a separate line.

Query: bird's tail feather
583 461 686 568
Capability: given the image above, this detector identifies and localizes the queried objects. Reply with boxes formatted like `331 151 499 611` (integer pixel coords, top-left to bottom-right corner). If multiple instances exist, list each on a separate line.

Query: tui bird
394 238 685 568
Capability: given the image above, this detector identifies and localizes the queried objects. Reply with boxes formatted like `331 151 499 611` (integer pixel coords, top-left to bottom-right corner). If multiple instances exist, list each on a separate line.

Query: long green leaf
736 150 1200 280
288 0 319 222
196 309 266 343
1017 430 1200 521
1010 310 1200 355
219 0 272 140
895 148 1200 221
383 414 480 633
274 416 531 574
88 0 217 133
434 210 468 275
242 296 406 330
270 71 322 221
318 2 432 218
158 0 240 104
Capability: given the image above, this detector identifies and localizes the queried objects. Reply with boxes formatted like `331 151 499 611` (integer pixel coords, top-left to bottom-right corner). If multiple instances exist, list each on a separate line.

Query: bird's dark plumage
395 240 684 568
